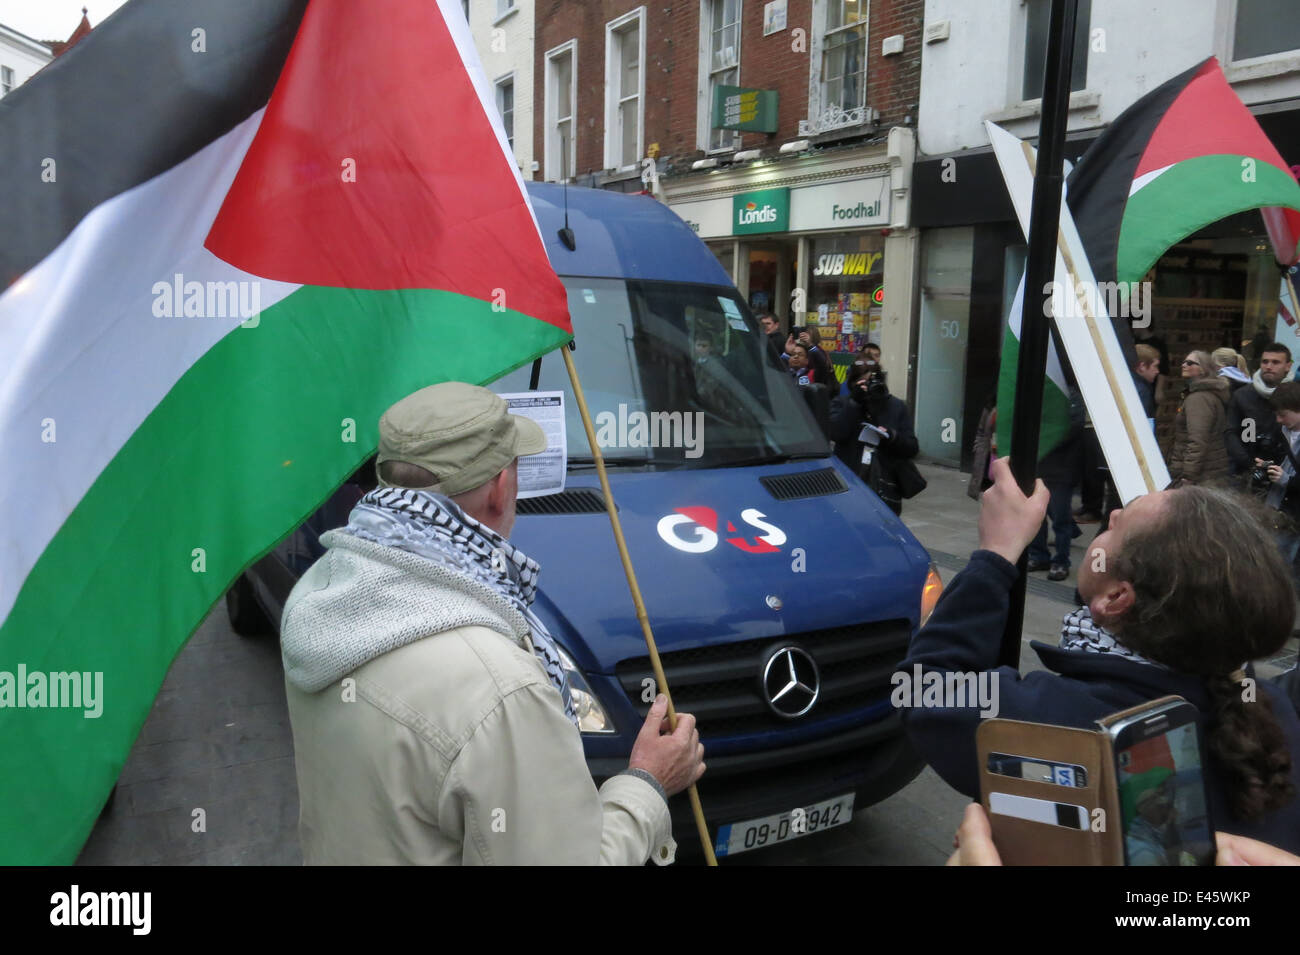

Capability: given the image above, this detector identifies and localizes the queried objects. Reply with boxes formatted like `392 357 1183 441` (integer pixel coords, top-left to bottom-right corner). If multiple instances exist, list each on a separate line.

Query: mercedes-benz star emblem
760 646 820 718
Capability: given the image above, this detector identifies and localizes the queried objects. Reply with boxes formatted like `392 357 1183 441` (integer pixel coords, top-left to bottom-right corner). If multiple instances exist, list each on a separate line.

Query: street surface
76 463 1298 865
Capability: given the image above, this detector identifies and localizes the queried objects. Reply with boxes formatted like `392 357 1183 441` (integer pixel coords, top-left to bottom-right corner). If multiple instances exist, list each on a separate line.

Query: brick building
533 0 925 397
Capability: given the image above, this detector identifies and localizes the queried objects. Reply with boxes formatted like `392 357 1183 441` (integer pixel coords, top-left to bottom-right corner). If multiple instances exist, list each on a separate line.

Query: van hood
509 457 931 674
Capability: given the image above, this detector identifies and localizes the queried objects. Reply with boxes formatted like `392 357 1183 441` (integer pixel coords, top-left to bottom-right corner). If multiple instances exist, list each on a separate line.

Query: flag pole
1001 0 1080 669
560 345 719 866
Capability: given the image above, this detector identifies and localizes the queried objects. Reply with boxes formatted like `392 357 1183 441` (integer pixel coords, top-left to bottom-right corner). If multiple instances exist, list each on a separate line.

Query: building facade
913 0 1300 466
532 0 926 398
0 22 53 99
465 0 538 178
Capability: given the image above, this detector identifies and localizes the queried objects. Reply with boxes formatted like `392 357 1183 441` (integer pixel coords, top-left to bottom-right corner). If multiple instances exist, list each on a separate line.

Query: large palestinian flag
0 0 571 864
996 57 1300 458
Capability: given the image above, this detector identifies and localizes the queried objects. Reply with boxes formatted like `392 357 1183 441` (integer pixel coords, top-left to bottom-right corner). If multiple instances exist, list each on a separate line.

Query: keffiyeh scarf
1059 606 1162 668
341 486 577 724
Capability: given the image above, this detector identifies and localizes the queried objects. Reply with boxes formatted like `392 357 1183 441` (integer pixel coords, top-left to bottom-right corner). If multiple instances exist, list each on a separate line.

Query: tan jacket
281 530 675 865
1168 376 1231 486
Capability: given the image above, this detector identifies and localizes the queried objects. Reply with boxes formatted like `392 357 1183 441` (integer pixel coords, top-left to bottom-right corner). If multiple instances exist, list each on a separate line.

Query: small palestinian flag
997 57 1300 459
0 0 570 863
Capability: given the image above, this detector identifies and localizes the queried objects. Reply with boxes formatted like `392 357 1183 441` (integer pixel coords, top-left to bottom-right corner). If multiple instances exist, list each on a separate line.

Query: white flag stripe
0 109 298 624
436 0 550 253
985 121 1171 503
1129 164 1173 197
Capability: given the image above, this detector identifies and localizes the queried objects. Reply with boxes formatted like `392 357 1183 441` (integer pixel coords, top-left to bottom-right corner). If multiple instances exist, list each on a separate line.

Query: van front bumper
589 711 924 858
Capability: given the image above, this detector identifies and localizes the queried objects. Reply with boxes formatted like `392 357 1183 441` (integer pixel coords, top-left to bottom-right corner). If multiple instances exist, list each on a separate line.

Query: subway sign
733 187 790 235
712 85 779 133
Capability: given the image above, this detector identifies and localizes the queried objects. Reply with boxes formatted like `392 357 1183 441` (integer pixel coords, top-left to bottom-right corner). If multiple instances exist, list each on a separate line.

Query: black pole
999 0 1080 669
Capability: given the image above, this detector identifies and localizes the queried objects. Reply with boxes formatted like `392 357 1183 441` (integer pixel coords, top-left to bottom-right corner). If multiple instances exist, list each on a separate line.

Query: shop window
808 234 886 354
1022 0 1091 101
545 41 577 180
705 0 742 152
495 75 515 153
1233 0 1300 61
605 8 645 170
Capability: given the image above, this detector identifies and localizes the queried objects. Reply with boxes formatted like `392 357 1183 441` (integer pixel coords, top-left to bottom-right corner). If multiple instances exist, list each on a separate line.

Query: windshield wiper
695 450 831 470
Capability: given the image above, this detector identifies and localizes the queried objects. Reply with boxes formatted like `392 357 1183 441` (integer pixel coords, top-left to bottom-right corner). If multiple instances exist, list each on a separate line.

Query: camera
1251 436 1278 487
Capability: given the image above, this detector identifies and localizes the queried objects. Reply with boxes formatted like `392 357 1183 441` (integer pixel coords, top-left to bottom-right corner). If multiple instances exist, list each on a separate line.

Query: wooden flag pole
560 345 718 866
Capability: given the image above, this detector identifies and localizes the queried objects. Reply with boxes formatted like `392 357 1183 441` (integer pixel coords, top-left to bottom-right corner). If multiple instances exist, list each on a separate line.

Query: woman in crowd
1168 349 1231 487
902 457 1300 853
1212 346 1251 396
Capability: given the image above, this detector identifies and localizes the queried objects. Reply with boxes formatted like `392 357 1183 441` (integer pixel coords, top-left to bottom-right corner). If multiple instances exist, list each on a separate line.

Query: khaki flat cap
376 382 546 496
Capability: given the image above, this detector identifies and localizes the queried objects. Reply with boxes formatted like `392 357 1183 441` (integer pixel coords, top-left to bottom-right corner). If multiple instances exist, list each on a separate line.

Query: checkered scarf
1059 606 1162 668
341 487 577 724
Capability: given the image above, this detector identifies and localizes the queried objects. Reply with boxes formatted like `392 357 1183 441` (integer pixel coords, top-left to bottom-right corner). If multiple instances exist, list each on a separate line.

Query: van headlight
920 562 944 627
556 645 617 734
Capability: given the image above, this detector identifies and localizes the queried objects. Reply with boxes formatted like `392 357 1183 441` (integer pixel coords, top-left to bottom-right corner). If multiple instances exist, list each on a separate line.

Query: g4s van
228 183 943 859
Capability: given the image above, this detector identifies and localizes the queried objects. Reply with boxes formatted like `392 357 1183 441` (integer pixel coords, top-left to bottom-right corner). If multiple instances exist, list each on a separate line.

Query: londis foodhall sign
733 188 790 235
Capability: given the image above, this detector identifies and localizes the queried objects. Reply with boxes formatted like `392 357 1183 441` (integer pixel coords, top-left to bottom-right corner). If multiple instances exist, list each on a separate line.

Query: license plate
714 793 855 857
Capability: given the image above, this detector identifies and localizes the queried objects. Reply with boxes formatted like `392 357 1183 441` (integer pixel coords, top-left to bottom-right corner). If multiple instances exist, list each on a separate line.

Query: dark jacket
1226 375 1285 477
899 550 1300 854
1035 387 1085 487
1132 372 1156 421
830 382 918 512
1169 376 1231 485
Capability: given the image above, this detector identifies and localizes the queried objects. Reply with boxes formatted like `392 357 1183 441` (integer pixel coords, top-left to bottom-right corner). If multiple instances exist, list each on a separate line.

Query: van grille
760 468 848 501
516 489 611 515
614 620 911 739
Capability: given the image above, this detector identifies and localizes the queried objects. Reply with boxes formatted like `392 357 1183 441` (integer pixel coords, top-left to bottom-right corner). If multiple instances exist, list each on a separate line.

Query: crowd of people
971 340 1300 586
760 313 923 516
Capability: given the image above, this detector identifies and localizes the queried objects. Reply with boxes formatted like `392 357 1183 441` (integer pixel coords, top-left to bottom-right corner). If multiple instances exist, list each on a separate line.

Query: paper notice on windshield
501 391 567 499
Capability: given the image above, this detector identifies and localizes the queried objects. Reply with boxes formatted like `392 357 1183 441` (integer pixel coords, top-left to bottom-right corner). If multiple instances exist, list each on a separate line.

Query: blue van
227 182 943 859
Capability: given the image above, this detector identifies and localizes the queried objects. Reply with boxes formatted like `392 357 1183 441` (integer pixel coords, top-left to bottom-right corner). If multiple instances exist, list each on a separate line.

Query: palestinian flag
996 57 1300 457
0 0 571 864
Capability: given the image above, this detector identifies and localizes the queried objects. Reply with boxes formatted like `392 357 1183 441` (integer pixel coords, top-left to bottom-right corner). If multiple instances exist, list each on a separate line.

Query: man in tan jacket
281 382 705 864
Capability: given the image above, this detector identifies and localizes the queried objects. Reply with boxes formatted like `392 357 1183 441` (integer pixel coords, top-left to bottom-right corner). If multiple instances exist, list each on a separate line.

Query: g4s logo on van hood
656 506 787 554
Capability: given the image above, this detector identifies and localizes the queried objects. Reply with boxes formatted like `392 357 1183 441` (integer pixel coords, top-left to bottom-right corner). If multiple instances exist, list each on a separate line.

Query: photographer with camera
830 359 922 515
1253 381 1300 584
1227 342 1294 484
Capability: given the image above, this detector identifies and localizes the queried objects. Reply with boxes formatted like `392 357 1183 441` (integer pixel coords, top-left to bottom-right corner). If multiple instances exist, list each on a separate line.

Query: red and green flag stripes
997 57 1300 459
0 0 570 863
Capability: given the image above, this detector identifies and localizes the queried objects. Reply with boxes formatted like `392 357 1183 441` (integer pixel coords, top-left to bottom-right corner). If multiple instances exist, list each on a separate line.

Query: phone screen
1116 720 1215 866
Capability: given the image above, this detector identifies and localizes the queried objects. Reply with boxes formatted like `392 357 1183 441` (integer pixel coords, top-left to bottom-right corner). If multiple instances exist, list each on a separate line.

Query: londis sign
733 187 790 235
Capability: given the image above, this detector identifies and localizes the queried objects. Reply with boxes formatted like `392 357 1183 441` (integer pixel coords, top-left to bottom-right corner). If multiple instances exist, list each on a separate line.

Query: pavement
76 460 1298 865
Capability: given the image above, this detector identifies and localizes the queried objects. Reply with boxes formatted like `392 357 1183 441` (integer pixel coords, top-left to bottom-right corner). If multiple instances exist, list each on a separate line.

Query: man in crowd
1227 342 1294 483
759 313 784 359
281 382 705 864
1132 343 1160 428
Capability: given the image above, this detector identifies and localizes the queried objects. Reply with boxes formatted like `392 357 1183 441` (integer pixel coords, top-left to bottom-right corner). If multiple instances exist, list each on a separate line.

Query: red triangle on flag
205 0 570 332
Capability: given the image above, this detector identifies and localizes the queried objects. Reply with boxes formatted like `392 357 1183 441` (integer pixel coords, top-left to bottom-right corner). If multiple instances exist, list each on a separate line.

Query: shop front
665 153 916 392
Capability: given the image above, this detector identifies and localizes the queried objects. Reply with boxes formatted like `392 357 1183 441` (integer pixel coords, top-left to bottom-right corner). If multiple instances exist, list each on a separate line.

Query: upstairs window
1022 0 1091 101
822 0 867 114
1233 0 1300 61
546 41 577 180
605 9 645 169
707 0 742 151
496 75 515 153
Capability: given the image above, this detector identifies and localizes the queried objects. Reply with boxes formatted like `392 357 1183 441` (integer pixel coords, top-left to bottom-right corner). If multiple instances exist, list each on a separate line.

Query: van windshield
492 277 829 468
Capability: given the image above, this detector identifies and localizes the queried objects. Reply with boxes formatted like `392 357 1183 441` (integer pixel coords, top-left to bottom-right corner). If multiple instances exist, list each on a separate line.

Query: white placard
501 391 567 499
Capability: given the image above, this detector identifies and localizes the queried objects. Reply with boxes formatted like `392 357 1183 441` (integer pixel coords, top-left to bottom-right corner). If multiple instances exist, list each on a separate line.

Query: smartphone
1103 698 1216 866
